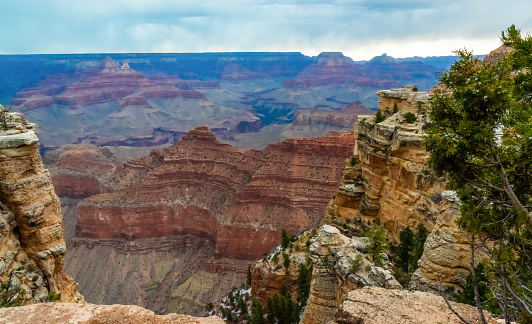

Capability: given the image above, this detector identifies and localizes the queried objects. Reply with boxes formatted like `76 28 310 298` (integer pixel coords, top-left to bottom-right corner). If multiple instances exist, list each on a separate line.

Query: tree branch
438 281 473 324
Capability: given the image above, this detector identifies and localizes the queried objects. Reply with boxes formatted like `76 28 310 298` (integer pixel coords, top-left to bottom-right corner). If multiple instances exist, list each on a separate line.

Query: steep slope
51 127 355 314
0 108 83 304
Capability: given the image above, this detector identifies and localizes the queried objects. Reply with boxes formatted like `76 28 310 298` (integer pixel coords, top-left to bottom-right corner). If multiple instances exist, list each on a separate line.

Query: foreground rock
300 225 401 324
329 286 493 324
0 302 223 324
0 108 83 304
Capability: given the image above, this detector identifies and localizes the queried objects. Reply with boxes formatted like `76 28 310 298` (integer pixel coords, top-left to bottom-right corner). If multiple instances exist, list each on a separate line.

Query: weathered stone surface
329 86 446 237
328 286 494 324
0 109 83 304
301 226 401 324
0 302 224 324
411 191 472 292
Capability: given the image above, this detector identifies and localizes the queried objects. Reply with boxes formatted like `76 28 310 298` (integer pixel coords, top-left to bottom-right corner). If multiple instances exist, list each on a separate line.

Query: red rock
53 127 354 261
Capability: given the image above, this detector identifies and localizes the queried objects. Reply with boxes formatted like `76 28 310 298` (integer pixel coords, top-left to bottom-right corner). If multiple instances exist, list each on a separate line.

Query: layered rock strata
411 191 473 292
0 108 82 304
300 225 401 324
52 127 354 313
330 86 446 236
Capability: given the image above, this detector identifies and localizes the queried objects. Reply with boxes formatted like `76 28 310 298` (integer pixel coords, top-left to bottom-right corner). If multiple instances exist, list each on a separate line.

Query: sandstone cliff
326 86 474 297
49 127 354 314
330 86 446 236
0 108 83 304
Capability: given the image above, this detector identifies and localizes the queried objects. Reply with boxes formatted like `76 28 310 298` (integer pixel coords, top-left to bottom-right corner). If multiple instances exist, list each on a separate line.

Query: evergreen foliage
375 110 386 123
282 253 290 273
249 297 265 324
395 227 414 273
281 229 290 249
403 112 417 123
350 254 364 273
247 264 252 286
457 262 500 315
393 102 399 114
365 223 389 267
296 263 312 306
266 286 300 324
426 25 532 321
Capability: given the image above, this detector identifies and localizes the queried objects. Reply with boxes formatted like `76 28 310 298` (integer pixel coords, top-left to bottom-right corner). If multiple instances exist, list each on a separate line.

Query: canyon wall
0 108 83 304
330 86 446 236
51 127 355 314
326 86 473 296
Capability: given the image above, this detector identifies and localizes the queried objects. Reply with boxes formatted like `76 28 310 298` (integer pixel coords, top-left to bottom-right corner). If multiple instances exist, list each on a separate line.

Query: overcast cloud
1 0 531 60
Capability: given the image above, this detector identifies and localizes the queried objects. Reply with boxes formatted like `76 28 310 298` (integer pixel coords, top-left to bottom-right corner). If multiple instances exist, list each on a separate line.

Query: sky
1 0 531 60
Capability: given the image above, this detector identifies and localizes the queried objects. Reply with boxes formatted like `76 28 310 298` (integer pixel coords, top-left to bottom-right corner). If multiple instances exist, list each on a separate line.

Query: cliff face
327 86 473 296
299 225 401 324
0 108 83 304
330 86 446 236
51 127 354 313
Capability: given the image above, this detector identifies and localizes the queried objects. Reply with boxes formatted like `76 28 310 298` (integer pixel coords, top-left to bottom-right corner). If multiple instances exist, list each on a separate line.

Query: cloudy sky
1 0 531 60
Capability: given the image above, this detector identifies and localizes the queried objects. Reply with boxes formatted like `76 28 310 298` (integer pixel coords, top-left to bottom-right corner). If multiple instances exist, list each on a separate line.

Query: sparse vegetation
0 105 13 131
365 223 389 267
393 224 428 286
393 102 399 114
403 112 417 124
281 229 290 249
350 254 364 273
375 110 386 123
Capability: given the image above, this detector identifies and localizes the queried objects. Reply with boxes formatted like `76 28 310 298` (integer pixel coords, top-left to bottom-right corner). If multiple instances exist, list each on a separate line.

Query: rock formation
327 86 475 296
0 302 224 324
328 286 493 324
49 127 355 314
0 107 83 304
411 191 473 292
329 86 446 237
282 102 373 139
3 52 447 152
300 225 401 324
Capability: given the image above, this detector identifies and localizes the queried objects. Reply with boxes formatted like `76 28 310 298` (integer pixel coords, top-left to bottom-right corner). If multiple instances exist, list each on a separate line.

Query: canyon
1 52 446 154
48 125 355 314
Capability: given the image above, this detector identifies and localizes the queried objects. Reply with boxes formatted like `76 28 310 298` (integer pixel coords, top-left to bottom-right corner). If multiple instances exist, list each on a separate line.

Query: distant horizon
0 50 488 62
1 1 529 61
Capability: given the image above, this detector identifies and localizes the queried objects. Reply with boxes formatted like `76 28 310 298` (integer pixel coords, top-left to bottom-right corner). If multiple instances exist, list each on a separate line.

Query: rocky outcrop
0 108 83 304
483 45 513 64
0 302 223 324
52 127 354 313
328 286 493 324
300 225 401 324
411 191 473 292
330 86 446 237
283 103 373 139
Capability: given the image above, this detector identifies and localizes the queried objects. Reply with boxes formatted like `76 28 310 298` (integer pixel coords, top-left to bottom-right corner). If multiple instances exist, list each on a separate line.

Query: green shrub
351 254 364 273
365 223 389 267
375 110 386 123
403 112 417 124
393 102 399 114
0 106 13 131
